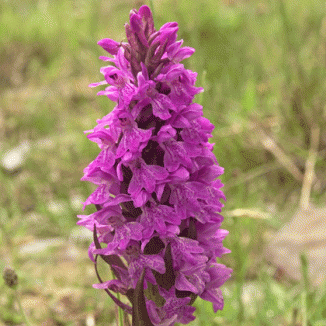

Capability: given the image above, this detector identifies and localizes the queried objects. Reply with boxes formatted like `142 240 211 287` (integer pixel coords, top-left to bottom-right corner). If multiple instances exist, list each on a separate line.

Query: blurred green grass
1 0 326 325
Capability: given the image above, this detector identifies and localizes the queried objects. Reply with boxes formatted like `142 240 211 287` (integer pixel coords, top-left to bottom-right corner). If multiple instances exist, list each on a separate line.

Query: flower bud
3 267 18 288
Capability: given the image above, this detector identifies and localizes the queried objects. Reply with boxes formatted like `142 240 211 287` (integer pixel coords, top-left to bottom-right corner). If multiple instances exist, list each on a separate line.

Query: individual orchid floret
123 240 166 289
139 199 182 239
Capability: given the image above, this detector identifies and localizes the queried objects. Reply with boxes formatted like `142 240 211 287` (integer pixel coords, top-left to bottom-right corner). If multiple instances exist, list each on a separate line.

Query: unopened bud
3 267 18 288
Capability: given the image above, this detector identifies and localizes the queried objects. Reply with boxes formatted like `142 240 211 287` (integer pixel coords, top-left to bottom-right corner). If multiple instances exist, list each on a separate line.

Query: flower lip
108 215 125 228
125 240 141 259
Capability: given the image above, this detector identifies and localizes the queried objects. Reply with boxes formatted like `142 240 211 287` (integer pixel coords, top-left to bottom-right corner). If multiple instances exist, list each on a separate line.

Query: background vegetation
1 0 326 325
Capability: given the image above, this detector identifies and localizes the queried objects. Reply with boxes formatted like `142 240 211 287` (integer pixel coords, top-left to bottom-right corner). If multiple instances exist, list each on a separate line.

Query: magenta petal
206 263 233 289
89 80 107 88
168 167 189 183
116 126 152 158
129 13 142 33
200 288 224 312
97 86 119 101
167 39 183 58
173 47 195 62
175 273 199 294
142 255 166 274
93 279 128 294
133 189 150 207
128 159 168 196
98 38 120 55
162 140 192 172
105 194 131 206
129 222 144 241
151 93 174 120
138 5 154 34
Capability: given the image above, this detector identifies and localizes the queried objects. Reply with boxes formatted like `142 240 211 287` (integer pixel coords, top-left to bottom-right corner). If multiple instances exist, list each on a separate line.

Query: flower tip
130 12 142 33
129 8 138 16
138 5 153 19
97 38 120 55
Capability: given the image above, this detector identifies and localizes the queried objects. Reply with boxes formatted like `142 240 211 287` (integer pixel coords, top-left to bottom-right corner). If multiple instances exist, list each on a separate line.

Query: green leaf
144 282 166 308
153 242 176 290
132 268 154 326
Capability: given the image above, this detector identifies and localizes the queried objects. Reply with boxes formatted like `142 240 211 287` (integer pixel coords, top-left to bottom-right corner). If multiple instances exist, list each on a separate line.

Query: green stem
117 291 124 326
301 291 307 326
300 252 309 325
110 268 124 326
15 289 32 326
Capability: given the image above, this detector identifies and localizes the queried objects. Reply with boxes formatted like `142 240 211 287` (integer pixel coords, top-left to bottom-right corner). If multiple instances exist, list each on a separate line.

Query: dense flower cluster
78 5 232 325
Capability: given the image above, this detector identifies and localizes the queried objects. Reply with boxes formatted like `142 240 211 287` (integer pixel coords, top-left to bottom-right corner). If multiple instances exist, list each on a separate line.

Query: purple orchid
78 5 232 325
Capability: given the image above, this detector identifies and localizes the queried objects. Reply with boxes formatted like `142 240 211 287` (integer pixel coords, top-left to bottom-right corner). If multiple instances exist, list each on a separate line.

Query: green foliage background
1 0 326 325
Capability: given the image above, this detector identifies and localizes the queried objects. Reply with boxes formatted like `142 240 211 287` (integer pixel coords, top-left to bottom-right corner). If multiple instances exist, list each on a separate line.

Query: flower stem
110 267 124 326
301 291 307 326
15 288 32 326
117 292 124 326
